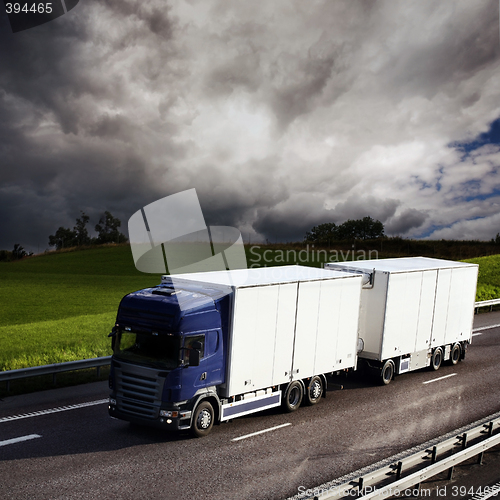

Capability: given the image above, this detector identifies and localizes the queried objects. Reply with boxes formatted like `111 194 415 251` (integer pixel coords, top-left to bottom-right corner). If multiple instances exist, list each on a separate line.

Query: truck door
181 331 224 397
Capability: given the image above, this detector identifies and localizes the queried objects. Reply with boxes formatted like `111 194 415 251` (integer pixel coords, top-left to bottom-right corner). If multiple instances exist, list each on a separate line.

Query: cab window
183 334 205 363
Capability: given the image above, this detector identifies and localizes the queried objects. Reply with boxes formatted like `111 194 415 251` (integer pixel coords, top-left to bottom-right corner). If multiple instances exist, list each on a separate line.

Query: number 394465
5 3 53 14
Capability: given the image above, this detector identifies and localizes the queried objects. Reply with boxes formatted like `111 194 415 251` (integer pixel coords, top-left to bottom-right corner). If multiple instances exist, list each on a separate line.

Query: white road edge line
472 332 483 337
232 423 292 442
423 373 457 385
0 399 108 424
0 434 42 447
473 323 500 332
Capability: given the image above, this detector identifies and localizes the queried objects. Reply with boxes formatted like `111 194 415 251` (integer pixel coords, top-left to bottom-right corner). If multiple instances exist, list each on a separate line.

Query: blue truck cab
108 278 231 437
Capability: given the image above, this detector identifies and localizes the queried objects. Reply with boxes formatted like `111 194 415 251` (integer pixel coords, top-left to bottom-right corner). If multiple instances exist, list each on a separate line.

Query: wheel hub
198 409 211 429
310 381 321 399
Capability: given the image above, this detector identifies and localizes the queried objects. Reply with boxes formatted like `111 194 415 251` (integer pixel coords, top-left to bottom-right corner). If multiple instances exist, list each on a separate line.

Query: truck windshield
114 331 181 369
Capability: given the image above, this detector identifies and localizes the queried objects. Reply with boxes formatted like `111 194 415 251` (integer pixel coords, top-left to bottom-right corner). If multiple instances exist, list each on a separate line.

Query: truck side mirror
189 341 203 367
189 349 201 367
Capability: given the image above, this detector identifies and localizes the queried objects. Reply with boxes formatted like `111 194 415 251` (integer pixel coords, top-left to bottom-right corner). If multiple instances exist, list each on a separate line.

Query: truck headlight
160 410 178 418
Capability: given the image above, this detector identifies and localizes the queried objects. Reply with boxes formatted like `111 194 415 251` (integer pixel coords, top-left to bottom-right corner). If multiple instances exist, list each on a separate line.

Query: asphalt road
1 311 499 500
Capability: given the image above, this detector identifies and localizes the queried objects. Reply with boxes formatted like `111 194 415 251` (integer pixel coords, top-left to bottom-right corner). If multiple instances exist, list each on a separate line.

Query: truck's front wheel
191 401 214 438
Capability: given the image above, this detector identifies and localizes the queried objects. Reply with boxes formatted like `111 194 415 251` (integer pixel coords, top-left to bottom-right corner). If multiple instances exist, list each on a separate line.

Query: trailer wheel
283 381 303 412
305 376 323 405
431 347 443 371
191 401 214 438
449 343 461 365
380 360 395 385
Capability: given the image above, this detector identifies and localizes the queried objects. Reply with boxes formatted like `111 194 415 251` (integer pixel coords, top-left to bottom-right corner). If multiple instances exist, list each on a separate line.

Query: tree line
304 216 385 243
48 211 127 250
0 211 127 261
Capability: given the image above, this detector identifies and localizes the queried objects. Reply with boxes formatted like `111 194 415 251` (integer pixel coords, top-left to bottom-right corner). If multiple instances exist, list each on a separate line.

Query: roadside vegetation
464 254 500 301
0 244 161 372
1 240 499 395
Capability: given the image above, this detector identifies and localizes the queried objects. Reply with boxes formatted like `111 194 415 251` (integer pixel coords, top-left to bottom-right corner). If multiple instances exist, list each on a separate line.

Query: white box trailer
325 257 478 384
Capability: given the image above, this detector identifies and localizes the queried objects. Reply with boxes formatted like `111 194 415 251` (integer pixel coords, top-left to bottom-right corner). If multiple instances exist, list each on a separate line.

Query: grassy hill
1 244 499 372
0 245 162 371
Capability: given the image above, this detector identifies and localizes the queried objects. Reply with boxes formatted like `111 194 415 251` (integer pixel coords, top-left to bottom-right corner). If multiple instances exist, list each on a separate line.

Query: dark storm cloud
253 194 402 242
1 0 500 252
329 196 399 224
385 208 428 236
0 1 187 251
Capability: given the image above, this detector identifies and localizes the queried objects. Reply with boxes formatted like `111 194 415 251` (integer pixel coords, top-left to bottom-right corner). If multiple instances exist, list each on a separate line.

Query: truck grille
115 367 163 419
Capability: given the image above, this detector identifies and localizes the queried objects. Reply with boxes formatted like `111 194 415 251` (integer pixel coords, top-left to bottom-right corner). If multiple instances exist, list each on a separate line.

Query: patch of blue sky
462 187 500 202
417 216 487 239
416 224 448 239
411 175 433 190
449 117 500 158
411 166 443 192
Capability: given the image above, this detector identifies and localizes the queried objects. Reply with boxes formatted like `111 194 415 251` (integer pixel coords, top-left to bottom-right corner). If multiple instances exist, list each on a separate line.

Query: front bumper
108 398 192 431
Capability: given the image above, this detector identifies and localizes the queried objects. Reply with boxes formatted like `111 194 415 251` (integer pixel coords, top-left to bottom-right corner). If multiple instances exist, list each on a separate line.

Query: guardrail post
447 466 454 480
396 461 403 480
431 446 437 464
487 421 494 437
461 433 468 450
350 477 364 496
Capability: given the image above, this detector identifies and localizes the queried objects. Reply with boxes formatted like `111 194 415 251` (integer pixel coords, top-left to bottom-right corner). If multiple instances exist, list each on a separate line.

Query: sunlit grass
0 313 114 370
0 245 162 371
464 254 500 301
0 244 498 372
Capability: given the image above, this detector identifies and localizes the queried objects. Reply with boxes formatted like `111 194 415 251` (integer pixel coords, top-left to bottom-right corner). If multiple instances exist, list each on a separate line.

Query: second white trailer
325 257 478 384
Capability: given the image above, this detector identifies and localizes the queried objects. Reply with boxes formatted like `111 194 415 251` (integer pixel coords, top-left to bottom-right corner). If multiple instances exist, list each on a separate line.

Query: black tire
431 347 443 371
305 376 323 405
450 343 461 365
191 401 214 438
461 344 467 361
380 360 395 385
283 381 303 412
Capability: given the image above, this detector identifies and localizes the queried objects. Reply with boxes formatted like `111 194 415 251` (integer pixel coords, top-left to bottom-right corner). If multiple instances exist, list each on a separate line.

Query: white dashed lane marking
423 373 457 385
0 434 42 447
0 399 108 424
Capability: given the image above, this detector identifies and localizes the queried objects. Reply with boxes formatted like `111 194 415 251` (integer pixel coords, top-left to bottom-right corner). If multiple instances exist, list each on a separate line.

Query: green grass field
464 254 500 301
1 244 499 372
0 245 162 371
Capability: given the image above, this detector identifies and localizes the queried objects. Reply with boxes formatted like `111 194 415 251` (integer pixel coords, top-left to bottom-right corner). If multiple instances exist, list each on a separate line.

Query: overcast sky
1 0 499 253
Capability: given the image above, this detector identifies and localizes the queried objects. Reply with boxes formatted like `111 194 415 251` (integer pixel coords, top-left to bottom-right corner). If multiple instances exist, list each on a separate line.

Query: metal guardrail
0 356 111 392
0 299 497 391
290 411 500 500
475 298 500 312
